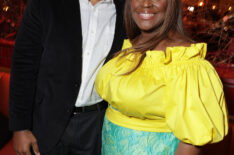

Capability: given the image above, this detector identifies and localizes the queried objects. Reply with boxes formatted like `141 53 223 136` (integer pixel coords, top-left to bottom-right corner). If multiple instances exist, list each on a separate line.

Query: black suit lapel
62 0 82 48
63 0 83 99
104 0 126 63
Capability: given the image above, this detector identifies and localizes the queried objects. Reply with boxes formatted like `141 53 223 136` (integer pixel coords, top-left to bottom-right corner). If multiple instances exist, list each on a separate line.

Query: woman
95 0 228 154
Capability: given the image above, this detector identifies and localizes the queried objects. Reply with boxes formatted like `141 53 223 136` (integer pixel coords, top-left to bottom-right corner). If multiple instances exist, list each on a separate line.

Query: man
9 0 125 154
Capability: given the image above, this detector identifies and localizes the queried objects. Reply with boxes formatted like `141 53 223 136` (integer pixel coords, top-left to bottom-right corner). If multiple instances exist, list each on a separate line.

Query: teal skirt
102 117 180 155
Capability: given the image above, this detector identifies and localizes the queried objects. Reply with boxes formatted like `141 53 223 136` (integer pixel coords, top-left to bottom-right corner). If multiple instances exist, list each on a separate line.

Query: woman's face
131 0 168 32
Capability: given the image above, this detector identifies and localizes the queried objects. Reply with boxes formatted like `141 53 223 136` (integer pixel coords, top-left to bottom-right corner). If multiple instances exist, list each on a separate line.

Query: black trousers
42 108 106 155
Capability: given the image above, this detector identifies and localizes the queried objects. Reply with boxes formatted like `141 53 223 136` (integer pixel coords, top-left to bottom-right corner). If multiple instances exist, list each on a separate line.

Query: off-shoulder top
95 39 228 146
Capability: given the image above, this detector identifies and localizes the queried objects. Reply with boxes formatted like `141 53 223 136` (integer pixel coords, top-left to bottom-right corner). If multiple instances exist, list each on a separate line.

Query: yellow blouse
95 39 228 146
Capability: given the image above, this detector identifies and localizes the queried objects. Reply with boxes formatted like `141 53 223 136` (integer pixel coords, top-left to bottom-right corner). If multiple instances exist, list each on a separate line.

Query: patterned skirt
102 117 180 155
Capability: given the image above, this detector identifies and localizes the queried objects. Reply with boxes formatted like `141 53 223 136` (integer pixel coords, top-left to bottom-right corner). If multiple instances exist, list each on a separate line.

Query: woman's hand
175 141 201 155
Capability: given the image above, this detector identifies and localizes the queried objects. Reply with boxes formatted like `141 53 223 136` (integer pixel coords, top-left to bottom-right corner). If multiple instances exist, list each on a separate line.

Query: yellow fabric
95 39 228 146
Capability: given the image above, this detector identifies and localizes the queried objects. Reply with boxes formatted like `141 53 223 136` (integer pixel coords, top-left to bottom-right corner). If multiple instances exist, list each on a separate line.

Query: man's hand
13 130 40 155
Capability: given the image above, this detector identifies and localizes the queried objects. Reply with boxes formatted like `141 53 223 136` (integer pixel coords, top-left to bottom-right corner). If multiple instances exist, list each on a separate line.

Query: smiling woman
95 0 229 154
131 0 167 32
121 0 192 74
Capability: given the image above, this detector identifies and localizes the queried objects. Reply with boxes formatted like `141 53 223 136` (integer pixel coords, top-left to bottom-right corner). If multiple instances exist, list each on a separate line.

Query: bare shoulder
169 38 195 48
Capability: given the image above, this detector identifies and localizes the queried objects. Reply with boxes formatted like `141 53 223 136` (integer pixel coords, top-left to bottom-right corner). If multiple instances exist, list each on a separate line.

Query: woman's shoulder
149 39 207 65
169 37 206 57
166 37 194 47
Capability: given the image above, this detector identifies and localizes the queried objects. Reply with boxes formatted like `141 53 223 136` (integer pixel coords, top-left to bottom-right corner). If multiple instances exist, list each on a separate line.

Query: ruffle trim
122 39 207 64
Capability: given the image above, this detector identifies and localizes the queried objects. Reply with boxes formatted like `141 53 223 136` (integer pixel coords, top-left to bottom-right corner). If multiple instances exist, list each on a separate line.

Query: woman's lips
138 13 155 20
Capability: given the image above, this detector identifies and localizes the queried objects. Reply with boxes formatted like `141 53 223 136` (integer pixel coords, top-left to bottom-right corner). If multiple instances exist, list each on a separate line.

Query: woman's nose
142 0 153 7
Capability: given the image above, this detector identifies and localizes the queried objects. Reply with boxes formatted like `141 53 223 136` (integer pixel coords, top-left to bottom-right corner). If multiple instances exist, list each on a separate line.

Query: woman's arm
175 141 201 155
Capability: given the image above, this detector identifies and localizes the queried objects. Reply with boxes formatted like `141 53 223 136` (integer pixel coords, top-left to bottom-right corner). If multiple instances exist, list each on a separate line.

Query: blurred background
0 0 233 67
0 0 233 155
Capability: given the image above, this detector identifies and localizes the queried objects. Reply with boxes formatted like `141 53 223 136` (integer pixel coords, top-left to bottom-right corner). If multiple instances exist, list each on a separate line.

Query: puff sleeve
165 46 228 146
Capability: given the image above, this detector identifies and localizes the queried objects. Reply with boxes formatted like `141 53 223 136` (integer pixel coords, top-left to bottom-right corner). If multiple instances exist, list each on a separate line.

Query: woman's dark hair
117 0 191 74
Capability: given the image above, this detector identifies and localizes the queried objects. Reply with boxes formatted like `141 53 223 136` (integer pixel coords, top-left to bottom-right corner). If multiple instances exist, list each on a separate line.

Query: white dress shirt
75 0 116 107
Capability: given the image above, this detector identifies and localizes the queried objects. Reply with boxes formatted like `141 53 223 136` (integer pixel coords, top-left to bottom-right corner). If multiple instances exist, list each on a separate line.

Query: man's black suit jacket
9 0 125 153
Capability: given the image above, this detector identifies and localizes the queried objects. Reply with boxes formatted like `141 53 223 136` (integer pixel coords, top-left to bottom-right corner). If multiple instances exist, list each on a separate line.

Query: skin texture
131 0 167 42
130 0 201 154
13 130 40 155
12 1 102 155
90 0 101 5
175 142 202 155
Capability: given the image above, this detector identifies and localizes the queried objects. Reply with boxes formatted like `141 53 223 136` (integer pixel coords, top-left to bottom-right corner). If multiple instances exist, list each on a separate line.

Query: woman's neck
134 31 192 52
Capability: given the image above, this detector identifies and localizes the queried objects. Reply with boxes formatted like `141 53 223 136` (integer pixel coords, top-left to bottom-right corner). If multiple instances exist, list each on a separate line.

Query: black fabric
9 0 126 153
31 109 105 155
73 102 107 113
48 109 105 155
0 113 12 149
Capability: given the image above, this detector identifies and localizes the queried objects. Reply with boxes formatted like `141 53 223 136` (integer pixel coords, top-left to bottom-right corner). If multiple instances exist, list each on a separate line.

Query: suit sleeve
9 0 43 131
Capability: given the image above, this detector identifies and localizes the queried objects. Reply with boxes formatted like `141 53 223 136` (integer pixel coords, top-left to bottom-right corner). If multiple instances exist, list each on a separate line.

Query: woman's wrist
175 141 201 155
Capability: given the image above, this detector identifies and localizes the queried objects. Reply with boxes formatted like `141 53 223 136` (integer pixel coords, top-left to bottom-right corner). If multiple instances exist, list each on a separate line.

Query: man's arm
9 0 43 154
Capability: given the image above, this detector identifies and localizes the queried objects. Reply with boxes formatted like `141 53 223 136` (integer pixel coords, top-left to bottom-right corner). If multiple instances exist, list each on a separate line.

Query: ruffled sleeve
165 44 228 146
